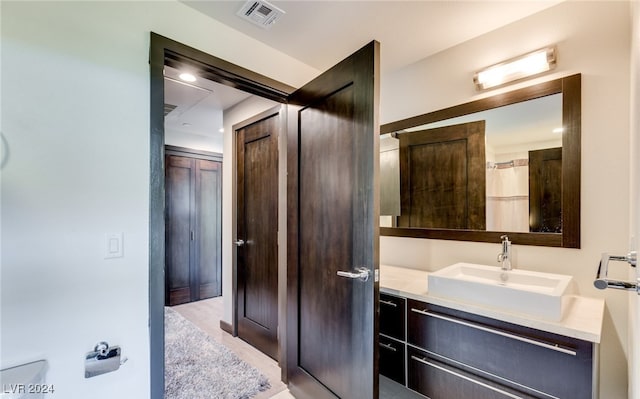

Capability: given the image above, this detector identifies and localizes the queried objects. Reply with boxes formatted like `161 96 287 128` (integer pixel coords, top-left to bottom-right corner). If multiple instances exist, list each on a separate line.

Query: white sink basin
428 263 576 321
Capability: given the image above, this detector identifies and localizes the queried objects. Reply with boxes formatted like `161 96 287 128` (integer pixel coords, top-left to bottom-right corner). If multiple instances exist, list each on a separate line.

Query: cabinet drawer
407 300 593 399
379 335 405 385
408 346 537 399
380 293 405 341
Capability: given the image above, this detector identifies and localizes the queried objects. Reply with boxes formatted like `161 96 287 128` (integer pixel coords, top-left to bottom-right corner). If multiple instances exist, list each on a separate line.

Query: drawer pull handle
380 299 397 307
410 309 577 357
410 356 524 399
379 342 397 352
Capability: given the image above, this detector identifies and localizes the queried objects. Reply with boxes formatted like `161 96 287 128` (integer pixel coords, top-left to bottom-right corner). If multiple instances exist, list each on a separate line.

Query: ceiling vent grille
164 103 177 117
236 0 285 29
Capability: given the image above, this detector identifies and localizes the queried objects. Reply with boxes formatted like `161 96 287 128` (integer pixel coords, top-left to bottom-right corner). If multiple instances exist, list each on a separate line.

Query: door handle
234 239 245 247
337 267 370 282
594 251 639 294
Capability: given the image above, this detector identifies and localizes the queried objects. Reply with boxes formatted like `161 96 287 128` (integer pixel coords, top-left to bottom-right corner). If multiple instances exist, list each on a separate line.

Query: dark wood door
286 41 380 399
165 152 222 306
166 155 193 306
236 109 280 360
529 147 562 233
398 121 486 229
195 159 222 300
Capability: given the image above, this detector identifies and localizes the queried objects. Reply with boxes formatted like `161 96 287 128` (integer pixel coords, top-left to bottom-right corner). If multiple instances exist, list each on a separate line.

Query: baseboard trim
219 320 234 335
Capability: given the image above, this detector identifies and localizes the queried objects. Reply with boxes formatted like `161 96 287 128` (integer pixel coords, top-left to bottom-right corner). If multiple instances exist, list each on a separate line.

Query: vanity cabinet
406 299 595 399
380 293 405 339
379 293 406 384
407 345 538 399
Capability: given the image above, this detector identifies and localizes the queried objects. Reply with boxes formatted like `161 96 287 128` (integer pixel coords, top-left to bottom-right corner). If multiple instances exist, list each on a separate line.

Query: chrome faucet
497 235 512 271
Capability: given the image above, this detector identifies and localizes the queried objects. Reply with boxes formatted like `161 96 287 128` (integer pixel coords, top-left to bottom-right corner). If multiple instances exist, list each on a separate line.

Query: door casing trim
149 32 292 398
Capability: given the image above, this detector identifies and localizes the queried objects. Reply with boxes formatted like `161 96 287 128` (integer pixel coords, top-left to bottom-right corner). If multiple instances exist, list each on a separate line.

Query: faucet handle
500 235 510 242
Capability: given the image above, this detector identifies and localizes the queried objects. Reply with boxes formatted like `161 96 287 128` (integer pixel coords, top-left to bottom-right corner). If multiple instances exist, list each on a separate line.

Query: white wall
629 2 640 398
165 129 223 154
380 2 631 398
0 2 316 398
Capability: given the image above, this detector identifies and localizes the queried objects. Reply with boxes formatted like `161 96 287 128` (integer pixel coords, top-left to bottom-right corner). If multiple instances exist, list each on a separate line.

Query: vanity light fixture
552 127 564 134
474 46 557 90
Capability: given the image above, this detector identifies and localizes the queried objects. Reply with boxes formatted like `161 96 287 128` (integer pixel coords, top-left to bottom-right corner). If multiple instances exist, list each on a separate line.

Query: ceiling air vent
236 0 285 29
164 103 177 117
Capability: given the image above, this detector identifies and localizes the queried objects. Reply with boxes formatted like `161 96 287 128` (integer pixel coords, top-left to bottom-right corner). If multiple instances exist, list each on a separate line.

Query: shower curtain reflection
486 159 529 232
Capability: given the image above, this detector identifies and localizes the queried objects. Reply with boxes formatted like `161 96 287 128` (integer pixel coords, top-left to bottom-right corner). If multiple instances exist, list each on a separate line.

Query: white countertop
380 264 605 343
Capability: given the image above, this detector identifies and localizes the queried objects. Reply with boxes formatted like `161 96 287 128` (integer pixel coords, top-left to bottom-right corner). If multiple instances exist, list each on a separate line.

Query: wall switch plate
105 233 124 259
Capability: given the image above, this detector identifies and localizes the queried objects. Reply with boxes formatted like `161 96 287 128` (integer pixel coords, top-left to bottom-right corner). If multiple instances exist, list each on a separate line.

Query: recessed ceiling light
219 128 224 133
182 122 192 127
179 73 196 82
552 127 564 134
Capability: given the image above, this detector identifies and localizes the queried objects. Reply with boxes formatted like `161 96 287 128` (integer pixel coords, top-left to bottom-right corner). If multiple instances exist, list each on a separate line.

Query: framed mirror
380 74 580 248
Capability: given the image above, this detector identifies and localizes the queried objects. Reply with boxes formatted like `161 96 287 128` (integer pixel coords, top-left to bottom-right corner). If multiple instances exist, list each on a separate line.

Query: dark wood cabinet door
236 109 280 360
165 152 222 306
195 159 222 299
165 155 195 306
286 41 380 399
407 300 593 399
380 293 405 341
408 347 537 399
379 335 405 385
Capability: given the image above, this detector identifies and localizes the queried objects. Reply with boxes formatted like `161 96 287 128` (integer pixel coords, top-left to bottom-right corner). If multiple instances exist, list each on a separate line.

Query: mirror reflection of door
397 121 486 229
380 92 565 235
529 147 562 233
235 107 280 360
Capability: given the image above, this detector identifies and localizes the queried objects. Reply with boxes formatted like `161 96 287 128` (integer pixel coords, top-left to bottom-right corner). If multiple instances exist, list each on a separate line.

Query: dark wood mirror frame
380 74 580 248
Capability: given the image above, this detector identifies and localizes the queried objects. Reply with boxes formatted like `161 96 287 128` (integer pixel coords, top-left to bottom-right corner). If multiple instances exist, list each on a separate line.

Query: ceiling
183 0 562 73
167 0 564 144
164 65 252 139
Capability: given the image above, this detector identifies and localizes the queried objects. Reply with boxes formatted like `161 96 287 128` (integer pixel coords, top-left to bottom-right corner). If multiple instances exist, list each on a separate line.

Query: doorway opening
149 32 292 398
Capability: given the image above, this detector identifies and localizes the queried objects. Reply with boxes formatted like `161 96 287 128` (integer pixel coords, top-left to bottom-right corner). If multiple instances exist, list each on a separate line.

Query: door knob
234 239 245 247
337 267 370 282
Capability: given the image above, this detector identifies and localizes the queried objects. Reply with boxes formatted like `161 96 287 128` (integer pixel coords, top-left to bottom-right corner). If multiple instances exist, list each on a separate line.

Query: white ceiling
167 0 564 143
183 0 563 73
164 65 252 139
